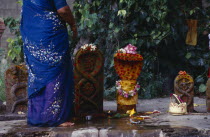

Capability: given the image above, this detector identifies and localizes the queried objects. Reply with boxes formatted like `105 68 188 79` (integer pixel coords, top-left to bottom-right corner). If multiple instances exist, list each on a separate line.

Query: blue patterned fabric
20 0 74 127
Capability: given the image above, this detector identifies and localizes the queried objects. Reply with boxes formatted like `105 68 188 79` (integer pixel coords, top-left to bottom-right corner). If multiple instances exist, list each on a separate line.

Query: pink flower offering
124 44 137 54
116 80 140 98
136 85 140 88
125 94 128 98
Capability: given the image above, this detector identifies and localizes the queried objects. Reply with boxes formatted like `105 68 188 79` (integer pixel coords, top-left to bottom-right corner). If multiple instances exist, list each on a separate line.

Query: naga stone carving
174 71 194 112
74 44 104 117
114 44 143 113
206 68 210 112
5 64 28 113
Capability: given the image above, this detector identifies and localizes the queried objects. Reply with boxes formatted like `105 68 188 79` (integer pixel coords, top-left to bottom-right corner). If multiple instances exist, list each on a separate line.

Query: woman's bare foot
59 122 74 127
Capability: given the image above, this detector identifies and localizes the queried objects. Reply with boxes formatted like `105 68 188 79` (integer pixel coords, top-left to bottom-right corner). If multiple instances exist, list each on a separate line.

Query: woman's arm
57 6 78 39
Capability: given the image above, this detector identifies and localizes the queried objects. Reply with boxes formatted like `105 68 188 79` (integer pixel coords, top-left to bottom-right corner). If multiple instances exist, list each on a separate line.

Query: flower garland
117 48 126 53
176 70 193 83
116 44 137 54
178 71 187 75
116 80 140 98
81 44 97 51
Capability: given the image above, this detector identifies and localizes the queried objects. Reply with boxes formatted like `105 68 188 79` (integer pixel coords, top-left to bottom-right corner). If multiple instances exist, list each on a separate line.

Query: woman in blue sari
20 0 77 127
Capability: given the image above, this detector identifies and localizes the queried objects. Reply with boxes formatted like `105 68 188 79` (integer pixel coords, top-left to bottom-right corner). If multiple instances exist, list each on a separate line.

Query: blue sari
20 0 74 127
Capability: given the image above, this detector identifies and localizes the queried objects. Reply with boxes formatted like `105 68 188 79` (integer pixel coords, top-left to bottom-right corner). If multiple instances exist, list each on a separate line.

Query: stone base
117 104 136 114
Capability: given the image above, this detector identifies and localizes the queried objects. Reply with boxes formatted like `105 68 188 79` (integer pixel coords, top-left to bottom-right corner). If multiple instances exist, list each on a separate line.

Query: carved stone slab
174 71 194 112
74 47 104 117
5 64 28 113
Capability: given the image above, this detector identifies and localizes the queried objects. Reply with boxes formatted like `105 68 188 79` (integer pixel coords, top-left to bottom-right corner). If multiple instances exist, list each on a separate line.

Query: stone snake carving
174 81 193 106
74 49 104 115
11 82 28 113
174 71 194 112
5 64 28 113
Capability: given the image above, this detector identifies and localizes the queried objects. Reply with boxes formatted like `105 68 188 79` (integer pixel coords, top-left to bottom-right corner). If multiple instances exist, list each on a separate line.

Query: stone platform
0 97 210 137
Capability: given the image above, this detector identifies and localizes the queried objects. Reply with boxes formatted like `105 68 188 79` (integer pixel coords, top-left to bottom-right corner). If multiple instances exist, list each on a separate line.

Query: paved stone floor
0 97 210 137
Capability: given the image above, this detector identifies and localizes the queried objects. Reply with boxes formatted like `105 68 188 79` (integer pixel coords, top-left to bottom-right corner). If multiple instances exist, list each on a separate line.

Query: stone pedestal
74 46 104 117
5 64 28 113
174 71 194 112
206 68 210 112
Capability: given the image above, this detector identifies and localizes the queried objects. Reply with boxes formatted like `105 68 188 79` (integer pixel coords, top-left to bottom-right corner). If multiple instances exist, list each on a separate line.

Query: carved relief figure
174 71 194 112
5 64 28 113
74 44 104 116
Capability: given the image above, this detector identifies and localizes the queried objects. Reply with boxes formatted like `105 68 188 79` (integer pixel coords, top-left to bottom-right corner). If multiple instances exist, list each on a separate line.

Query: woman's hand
57 6 78 39
72 25 78 39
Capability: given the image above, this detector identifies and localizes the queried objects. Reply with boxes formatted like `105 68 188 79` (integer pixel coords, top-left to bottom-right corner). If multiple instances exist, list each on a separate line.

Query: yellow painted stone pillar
114 48 143 113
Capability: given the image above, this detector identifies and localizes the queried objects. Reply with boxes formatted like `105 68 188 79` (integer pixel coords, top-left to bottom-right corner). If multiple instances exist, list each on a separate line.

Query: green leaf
14 47 21 54
199 84 206 92
195 75 204 83
11 26 19 30
114 28 120 33
7 50 12 56
154 40 161 44
189 10 194 15
185 52 192 59
146 17 150 22
6 38 13 43
117 10 127 17
109 23 114 29
109 113 129 119
17 0 23 6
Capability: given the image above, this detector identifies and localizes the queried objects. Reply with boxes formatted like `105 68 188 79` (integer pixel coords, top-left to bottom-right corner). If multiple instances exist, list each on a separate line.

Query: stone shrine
5 64 28 113
74 44 104 117
114 44 143 113
174 71 194 112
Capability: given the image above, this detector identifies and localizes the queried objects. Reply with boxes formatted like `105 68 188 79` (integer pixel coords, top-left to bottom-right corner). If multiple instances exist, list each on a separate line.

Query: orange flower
179 71 187 75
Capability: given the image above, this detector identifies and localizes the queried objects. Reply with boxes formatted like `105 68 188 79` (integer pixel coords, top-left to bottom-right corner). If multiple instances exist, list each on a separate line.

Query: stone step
0 112 210 137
